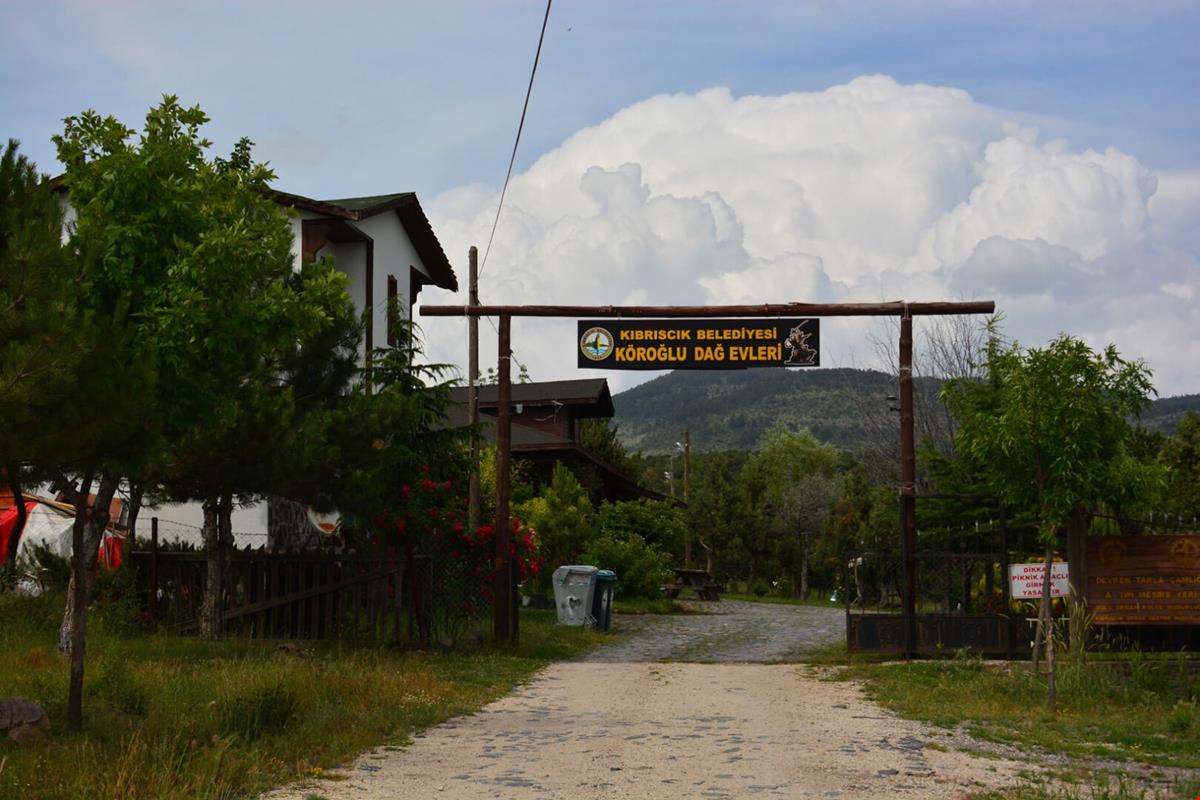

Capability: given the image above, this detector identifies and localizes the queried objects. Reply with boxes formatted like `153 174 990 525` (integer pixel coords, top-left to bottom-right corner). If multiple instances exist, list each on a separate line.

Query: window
386 275 398 346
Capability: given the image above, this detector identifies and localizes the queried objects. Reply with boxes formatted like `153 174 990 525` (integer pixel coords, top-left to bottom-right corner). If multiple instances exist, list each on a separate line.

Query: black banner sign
577 318 819 370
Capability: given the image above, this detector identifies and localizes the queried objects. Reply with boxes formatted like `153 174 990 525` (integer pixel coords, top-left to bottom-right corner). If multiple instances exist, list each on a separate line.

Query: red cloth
99 533 124 570
0 502 38 565
0 502 123 570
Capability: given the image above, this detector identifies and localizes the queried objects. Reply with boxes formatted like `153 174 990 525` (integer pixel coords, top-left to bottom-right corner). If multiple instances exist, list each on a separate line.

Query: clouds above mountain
424 76 1199 394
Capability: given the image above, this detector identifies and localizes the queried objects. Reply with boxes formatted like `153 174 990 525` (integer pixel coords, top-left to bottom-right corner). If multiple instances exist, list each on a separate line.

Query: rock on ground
0 697 49 744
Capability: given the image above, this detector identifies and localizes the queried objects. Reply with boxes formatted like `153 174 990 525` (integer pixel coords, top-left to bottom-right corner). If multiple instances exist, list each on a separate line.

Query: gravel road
265 601 1035 800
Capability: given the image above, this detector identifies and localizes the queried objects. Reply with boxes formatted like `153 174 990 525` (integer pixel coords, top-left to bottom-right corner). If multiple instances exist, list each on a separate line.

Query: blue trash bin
592 570 617 632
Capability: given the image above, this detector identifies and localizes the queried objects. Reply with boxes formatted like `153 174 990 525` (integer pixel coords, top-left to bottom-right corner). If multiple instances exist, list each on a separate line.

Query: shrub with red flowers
374 466 543 637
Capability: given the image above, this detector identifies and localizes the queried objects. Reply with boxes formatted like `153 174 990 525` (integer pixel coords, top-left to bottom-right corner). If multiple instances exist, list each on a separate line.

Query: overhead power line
478 0 553 283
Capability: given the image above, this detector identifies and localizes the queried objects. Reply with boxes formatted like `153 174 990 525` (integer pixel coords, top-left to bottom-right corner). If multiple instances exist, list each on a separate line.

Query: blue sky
3 1 1198 394
3 2 1196 195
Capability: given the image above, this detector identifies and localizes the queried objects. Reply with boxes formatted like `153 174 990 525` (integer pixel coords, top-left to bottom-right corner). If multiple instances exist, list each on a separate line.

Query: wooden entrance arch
422 301 995 649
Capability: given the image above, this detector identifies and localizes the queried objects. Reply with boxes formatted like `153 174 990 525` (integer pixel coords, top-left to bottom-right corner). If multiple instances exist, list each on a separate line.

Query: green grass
968 773 1200 799
0 592 604 800
844 653 1200 770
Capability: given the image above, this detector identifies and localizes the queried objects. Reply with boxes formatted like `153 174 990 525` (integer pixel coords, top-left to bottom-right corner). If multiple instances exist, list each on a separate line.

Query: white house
271 189 458 358
49 183 459 547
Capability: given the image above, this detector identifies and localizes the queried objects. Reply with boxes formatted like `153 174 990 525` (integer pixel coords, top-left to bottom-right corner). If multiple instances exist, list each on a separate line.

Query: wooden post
468 246 482 538
494 314 513 645
899 307 917 657
150 517 159 626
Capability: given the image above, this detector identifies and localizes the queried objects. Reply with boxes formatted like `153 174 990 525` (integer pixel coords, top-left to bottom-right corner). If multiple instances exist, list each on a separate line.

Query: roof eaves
268 189 358 220
393 196 458 292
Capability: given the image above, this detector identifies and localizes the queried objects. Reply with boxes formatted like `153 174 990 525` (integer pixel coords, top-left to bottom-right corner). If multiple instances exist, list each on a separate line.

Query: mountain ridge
611 368 1200 454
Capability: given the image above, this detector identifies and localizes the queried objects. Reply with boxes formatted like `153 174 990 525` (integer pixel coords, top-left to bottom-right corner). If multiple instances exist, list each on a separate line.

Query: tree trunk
59 474 93 657
62 474 119 731
219 491 233 623
199 497 223 639
800 551 810 600
694 536 715 576
125 483 143 549
4 471 27 565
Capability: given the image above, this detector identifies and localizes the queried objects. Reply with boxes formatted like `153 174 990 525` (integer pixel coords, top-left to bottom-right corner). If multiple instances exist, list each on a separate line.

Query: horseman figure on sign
783 321 817 366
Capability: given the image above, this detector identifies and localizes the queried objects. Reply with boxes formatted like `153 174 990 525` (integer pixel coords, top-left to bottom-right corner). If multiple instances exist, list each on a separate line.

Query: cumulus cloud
422 76 1199 395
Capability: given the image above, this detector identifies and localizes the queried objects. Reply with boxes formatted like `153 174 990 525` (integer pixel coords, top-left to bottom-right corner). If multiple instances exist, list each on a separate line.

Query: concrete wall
355 212 426 334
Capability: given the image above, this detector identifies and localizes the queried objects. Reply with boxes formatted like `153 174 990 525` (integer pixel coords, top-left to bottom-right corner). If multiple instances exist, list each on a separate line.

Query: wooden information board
1086 534 1200 625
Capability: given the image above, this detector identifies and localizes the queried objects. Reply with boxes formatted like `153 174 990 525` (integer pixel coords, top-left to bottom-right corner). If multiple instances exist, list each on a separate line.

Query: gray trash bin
592 570 617 632
552 565 598 626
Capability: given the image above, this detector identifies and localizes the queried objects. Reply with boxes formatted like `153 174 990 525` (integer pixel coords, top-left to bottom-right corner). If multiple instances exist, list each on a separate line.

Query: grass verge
0 592 604 800
843 652 1200 770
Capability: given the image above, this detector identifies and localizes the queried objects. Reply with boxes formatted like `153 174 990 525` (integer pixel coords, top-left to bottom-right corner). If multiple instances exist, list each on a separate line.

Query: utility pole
467 247 481 538
494 315 513 645
899 307 917 658
682 428 692 568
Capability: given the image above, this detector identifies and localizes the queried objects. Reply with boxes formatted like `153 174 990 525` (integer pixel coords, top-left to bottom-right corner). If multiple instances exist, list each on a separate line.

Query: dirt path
267 603 1039 799
267 661 1033 799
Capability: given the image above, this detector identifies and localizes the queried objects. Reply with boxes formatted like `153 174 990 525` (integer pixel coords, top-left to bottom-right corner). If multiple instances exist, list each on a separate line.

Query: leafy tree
1161 413 1200 523
45 97 348 727
743 424 840 597
0 140 84 568
944 332 1153 710
86 134 363 638
517 462 593 592
580 418 644 482
314 317 467 531
594 498 685 558
684 450 753 579
162 251 360 637
580 528 672 600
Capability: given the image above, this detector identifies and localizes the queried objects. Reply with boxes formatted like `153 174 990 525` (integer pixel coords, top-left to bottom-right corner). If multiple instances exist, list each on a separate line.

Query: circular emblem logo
1170 538 1200 568
580 327 614 361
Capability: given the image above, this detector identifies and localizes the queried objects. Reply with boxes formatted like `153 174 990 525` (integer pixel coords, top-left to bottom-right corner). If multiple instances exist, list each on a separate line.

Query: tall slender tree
48 97 332 727
744 424 840 597
0 140 84 567
944 331 1153 710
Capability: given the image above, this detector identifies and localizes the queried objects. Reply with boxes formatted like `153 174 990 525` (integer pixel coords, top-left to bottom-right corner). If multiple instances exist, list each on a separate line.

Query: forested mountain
612 369 1200 454
1141 393 1200 435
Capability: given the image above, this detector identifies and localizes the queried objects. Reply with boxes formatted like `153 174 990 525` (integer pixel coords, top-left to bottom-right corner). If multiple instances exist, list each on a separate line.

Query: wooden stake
899 308 917 657
493 314 513 645
467 247 481 538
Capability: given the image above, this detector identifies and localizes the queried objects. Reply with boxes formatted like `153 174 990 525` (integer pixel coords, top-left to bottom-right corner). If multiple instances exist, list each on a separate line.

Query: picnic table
662 568 722 602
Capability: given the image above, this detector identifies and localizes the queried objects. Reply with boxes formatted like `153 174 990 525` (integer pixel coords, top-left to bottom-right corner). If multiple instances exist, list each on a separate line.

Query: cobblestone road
267 600 1037 799
585 600 845 663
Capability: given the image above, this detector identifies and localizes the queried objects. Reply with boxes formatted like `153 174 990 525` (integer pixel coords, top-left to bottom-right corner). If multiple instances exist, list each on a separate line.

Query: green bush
750 578 770 597
1167 700 1197 734
593 499 686 557
580 530 671 600
219 683 298 742
92 565 144 637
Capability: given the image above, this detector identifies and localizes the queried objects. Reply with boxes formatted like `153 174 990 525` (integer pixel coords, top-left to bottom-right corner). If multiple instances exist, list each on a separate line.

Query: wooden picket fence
127 546 432 644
